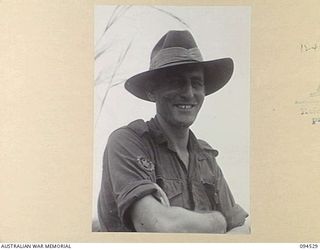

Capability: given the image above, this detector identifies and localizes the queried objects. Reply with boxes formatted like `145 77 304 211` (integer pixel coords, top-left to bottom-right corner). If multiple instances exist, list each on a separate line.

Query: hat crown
151 30 198 57
149 30 203 70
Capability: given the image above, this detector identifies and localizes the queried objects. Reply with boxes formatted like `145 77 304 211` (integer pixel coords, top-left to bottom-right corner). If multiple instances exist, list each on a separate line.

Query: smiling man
98 30 248 232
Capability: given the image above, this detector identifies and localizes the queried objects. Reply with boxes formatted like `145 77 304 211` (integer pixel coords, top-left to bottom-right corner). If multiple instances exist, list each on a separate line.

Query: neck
156 114 189 150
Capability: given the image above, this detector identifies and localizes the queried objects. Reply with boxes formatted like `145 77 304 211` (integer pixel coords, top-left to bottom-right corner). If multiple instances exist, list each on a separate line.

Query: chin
173 119 195 128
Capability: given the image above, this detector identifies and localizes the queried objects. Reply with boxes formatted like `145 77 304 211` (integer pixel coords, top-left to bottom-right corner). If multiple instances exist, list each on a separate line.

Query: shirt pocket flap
156 177 183 205
199 177 220 209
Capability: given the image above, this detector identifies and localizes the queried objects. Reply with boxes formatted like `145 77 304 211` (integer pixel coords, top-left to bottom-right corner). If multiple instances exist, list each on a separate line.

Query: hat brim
124 57 234 102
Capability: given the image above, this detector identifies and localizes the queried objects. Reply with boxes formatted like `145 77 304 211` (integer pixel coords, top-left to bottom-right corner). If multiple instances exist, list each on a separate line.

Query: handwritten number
300 43 320 52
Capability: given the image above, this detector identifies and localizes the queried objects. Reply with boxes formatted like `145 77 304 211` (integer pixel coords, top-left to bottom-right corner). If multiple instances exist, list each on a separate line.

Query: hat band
150 47 203 70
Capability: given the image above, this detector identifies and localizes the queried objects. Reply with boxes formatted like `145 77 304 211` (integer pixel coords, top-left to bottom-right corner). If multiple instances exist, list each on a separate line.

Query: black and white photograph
3 1 320 245
93 5 251 233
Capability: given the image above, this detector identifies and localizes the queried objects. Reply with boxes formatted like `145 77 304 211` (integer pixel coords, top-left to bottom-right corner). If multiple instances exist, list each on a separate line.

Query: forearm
131 195 227 233
162 206 227 233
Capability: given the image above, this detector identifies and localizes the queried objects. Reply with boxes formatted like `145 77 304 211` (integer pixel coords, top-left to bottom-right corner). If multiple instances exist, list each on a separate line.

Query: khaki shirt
98 117 248 231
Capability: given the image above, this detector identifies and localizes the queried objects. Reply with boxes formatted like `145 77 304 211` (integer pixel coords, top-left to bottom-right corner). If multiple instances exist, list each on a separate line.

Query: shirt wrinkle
98 117 248 232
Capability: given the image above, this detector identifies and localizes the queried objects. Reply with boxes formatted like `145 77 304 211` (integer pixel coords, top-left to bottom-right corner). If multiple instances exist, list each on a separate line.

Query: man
98 30 248 232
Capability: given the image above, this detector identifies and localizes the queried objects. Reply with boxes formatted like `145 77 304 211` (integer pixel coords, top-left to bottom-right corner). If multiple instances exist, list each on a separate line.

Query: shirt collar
147 116 175 151
147 116 206 156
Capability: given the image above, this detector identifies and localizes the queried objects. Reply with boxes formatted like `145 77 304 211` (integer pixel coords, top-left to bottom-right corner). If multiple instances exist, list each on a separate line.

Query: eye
169 77 183 87
191 78 204 87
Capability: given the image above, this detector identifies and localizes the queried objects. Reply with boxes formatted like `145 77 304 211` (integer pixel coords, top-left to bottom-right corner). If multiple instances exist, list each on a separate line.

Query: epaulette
197 139 219 157
127 119 149 137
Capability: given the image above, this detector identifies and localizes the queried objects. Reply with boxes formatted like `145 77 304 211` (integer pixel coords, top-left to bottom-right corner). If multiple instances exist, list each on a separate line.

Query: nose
180 81 194 98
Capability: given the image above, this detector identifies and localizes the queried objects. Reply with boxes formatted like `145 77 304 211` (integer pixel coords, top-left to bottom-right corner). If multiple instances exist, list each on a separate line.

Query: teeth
177 105 193 109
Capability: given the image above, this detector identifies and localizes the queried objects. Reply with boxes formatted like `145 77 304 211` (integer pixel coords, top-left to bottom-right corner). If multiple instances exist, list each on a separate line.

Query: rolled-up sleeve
105 128 157 228
197 139 249 231
215 165 248 231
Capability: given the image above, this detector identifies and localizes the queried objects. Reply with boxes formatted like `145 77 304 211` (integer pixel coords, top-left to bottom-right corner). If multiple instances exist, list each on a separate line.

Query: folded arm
130 194 227 233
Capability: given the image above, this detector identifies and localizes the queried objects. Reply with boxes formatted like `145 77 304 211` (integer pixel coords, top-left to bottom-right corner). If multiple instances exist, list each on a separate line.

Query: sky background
93 5 251 222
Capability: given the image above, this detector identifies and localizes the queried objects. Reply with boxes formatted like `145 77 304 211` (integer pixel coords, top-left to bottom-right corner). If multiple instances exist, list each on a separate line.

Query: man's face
150 65 205 129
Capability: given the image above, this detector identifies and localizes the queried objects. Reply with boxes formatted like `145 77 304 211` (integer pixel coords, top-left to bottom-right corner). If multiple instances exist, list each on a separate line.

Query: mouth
174 104 196 110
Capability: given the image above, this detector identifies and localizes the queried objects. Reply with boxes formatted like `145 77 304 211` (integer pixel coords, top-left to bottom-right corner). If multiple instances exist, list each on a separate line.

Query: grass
94 6 189 125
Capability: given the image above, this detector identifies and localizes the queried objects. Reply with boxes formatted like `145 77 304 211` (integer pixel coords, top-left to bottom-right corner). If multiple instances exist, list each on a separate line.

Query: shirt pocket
192 177 220 211
156 177 183 207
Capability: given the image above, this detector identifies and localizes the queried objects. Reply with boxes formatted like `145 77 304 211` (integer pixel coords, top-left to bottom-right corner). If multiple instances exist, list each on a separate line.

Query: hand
224 204 248 230
227 218 250 234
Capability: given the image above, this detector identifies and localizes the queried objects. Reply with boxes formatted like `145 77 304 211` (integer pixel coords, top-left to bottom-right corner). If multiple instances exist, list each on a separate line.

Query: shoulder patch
136 156 155 172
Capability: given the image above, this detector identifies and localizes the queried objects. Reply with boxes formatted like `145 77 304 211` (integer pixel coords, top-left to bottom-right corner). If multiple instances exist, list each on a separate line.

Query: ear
146 91 156 102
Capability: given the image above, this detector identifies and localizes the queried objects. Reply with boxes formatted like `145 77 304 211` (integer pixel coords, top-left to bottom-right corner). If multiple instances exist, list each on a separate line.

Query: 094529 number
300 244 318 249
